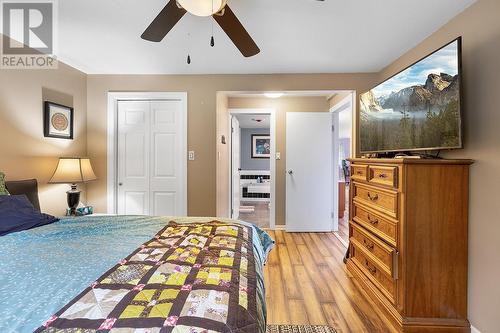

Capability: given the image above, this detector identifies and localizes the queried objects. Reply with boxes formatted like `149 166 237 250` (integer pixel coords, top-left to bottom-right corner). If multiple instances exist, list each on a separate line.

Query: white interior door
286 112 333 232
149 101 185 216
117 101 150 215
231 116 241 219
117 99 186 216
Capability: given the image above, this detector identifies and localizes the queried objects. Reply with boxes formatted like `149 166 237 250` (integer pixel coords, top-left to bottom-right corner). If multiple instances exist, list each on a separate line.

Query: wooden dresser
346 158 472 333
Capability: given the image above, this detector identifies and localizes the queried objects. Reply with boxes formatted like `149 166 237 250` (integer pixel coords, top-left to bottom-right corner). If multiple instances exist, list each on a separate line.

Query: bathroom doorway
229 109 276 229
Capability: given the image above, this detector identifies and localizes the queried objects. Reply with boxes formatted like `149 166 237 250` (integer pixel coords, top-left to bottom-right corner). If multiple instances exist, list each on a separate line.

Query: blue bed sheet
0 216 272 333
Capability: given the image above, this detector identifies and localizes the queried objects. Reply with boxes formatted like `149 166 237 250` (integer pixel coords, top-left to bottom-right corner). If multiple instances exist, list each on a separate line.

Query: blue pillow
254 226 275 264
0 195 59 236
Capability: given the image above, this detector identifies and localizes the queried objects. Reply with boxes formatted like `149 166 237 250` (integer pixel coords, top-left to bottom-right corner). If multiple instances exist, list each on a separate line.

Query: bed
0 213 273 333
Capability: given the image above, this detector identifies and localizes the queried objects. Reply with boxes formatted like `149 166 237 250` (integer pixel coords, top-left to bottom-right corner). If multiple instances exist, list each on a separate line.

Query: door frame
227 108 276 229
106 92 188 215
329 93 354 233
230 116 241 220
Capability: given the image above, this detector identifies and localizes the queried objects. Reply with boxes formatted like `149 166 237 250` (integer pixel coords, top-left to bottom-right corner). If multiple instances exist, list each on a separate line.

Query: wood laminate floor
263 230 398 333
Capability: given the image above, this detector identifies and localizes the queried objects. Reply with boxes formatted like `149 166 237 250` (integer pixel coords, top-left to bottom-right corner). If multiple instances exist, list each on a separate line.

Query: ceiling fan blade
213 5 260 57
141 0 186 42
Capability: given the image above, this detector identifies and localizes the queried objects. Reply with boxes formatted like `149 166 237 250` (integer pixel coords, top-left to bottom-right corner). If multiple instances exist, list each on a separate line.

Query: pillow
0 195 59 236
0 172 9 195
254 226 275 264
5 179 41 212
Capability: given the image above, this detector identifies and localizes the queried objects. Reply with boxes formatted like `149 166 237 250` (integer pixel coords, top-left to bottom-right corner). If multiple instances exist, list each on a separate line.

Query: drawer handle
367 192 379 201
363 239 375 250
378 173 388 179
367 215 379 225
356 171 363 175
364 259 377 274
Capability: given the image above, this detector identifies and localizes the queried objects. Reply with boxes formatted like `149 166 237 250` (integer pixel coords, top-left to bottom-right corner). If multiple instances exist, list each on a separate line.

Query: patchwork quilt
34 220 267 333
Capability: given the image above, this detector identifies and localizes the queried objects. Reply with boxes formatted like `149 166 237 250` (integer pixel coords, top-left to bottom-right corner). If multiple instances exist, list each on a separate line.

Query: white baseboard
471 325 481 333
333 231 349 248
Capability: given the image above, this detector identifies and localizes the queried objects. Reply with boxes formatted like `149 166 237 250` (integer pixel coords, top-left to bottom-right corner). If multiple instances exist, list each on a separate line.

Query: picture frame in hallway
43 101 74 139
251 134 270 158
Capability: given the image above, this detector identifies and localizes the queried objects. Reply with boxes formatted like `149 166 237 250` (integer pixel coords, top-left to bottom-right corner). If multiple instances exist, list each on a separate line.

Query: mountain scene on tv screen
360 40 461 152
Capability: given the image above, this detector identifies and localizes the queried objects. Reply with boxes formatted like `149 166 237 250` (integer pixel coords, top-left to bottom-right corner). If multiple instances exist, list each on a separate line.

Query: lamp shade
49 158 97 184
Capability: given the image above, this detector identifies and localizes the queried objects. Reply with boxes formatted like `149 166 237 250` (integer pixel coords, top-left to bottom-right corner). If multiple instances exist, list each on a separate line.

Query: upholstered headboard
5 179 41 212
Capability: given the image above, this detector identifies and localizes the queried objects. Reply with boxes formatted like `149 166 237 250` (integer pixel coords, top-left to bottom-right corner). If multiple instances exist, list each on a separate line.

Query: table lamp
49 157 97 215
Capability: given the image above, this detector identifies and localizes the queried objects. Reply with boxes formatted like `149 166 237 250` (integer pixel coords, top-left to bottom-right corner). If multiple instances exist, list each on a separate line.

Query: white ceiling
55 0 475 74
234 114 270 128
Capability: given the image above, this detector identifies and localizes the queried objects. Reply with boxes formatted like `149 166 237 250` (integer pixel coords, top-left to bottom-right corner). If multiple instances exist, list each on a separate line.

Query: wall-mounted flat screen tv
359 37 463 154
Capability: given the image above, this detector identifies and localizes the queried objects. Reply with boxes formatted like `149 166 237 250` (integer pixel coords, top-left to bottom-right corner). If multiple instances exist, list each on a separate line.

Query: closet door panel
117 101 151 215
150 100 185 216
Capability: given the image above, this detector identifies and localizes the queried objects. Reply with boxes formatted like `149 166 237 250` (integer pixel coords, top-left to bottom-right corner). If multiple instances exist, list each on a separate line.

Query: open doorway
330 92 354 245
229 109 275 229
216 90 353 232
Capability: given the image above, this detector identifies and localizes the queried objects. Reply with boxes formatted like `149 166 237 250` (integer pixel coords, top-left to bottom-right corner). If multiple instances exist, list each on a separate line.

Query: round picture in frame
44 101 74 139
51 112 69 131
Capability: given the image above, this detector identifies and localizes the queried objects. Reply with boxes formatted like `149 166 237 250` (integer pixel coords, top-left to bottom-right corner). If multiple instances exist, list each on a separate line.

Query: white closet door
117 99 186 216
149 100 185 216
117 101 150 215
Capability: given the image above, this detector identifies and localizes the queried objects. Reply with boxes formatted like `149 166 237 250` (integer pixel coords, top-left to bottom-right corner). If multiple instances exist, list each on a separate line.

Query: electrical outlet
188 151 195 161
275 152 281 160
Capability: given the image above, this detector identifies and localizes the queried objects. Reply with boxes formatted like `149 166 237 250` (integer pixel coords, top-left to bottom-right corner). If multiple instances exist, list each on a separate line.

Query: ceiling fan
141 0 260 57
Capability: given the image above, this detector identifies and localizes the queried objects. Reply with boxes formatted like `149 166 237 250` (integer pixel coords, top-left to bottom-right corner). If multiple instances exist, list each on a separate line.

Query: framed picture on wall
251 134 270 158
44 101 74 139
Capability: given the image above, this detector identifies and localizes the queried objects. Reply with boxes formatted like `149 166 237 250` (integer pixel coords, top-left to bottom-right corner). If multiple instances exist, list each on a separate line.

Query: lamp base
67 183 81 216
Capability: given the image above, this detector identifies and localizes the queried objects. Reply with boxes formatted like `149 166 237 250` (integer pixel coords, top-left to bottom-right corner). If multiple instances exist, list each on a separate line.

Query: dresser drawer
351 242 397 304
352 203 397 247
350 222 395 276
368 165 398 188
353 183 398 219
351 164 368 182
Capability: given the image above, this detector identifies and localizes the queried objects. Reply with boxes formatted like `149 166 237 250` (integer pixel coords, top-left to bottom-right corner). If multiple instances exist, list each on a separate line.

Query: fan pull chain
187 31 192 64
210 0 215 47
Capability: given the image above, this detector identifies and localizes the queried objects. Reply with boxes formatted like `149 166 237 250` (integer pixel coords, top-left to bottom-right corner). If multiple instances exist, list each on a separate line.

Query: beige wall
224 96 331 225
0 60 87 216
85 74 378 216
377 0 500 331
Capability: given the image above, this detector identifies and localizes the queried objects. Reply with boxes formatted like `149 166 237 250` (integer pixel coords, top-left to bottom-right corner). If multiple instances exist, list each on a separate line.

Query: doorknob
118 182 123 186
287 170 293 175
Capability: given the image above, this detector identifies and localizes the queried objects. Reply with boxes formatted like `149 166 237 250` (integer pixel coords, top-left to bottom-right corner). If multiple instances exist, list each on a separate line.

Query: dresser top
349 158 473 165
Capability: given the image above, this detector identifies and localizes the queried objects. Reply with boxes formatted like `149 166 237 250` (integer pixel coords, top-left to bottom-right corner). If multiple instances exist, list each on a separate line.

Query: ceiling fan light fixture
177 0 227 17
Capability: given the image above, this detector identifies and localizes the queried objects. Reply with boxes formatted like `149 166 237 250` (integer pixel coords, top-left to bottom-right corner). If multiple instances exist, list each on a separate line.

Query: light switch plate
188 151 195 161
